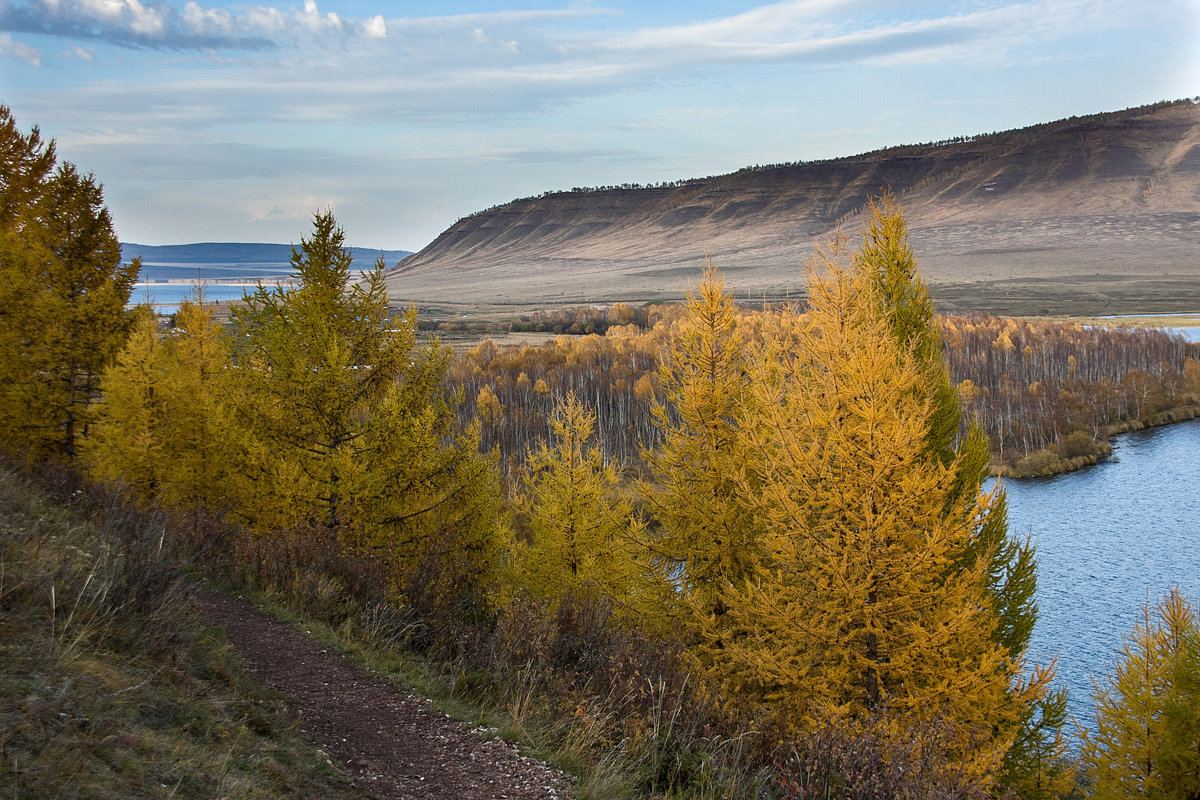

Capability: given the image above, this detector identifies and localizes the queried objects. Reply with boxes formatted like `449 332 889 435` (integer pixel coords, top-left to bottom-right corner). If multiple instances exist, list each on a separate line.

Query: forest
3 105 1200 799
450 299 1199 483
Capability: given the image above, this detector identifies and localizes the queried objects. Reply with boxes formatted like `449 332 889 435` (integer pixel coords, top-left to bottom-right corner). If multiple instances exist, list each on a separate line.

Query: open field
1070 312 1200 328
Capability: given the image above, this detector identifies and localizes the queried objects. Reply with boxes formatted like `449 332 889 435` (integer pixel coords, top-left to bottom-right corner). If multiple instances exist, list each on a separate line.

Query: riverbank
992 403 1200 478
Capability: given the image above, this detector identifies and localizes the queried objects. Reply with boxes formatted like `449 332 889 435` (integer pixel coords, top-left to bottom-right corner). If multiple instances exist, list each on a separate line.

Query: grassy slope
0 463 359 800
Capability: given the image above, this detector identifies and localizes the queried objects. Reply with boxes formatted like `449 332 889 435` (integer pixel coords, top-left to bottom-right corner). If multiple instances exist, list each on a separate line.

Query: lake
130 283 264 311
1000 417 1200 729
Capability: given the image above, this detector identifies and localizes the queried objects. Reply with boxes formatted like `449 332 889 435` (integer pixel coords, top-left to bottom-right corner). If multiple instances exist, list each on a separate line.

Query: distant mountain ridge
123 242 413 283
387 99 1200 316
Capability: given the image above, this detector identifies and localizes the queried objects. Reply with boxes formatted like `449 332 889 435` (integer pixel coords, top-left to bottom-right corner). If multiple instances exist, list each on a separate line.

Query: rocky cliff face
386 101 1200 314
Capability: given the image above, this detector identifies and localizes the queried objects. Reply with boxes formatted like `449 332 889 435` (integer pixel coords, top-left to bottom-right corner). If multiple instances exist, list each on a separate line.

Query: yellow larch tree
512 391 644 604
856 193 1067 797
1082 588 1200 800
0 119 138 460
705 240 1021 786
224 211 503 594
84 290 232 517
82 306 163 503
640 261 762 622
154 291 233 516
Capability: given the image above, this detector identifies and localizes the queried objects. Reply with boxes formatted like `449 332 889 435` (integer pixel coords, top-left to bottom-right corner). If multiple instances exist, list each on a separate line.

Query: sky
1 1 1197 251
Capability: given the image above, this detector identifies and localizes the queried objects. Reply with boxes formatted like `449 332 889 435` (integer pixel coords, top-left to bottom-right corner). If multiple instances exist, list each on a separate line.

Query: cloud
361 15 386 39
0 0 610 56
588 0 1112 70
0 31 42 63
0 0 352 50
14 0 1161 137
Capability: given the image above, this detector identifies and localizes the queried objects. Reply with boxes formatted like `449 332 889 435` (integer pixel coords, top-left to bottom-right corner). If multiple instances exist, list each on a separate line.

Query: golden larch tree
1082 588 1200 799
705 239 1022 786
155 291 233 515
83 306 163 503
224 211 503 593
856 193 1066 796
0 114 138 460
512 391 644 604
640 261 762 621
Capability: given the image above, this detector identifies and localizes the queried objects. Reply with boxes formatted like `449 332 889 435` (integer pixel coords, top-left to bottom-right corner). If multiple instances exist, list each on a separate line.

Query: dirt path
191 588 573 800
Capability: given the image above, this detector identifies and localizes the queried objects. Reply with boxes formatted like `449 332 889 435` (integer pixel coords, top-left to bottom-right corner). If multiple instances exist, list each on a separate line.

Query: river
999 417 1200 730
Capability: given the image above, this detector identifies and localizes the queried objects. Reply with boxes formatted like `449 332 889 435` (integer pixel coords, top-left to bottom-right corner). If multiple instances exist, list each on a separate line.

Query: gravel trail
192 588 573 800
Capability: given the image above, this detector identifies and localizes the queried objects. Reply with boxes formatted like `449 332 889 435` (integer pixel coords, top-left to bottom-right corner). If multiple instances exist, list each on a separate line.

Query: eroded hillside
386 100 1200 315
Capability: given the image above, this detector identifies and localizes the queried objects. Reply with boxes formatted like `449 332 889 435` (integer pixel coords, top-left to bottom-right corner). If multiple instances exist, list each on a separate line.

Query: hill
122 242 412 282
387 100 1200 316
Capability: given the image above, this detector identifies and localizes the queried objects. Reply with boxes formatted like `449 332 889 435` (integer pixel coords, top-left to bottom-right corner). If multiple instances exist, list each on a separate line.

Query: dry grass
0 460 359 800
217 522 784 799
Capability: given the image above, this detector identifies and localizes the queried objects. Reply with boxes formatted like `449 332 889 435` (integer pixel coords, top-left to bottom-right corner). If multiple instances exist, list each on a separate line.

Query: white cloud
78 0 125 22
0 32 41 64
362 14 386 39
183 2 234 36
10 0 1196 248
297 0 342 34
125 0 165 37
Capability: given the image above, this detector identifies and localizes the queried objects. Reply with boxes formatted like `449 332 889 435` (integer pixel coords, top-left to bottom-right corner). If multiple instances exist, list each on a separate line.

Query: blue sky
1 1 1197 250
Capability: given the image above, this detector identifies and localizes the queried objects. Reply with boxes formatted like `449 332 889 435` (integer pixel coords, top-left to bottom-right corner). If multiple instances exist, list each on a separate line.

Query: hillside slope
387 100 1200 315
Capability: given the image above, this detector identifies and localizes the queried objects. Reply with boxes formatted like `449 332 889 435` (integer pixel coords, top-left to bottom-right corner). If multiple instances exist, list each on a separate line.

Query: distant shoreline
135 278 292 287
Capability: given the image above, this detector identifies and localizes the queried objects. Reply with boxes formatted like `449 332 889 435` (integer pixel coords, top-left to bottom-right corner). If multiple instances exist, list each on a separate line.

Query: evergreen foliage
0 107 138 458
1081 588 1200 799
513 391 645 603
224 211 503 592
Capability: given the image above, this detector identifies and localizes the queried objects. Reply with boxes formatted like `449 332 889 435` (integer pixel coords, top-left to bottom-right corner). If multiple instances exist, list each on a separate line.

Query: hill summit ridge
387 100 1200 316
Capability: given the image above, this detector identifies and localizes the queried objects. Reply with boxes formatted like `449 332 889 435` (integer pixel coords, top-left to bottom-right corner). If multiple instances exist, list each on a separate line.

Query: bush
1056 430 1098 459
775 709 995 800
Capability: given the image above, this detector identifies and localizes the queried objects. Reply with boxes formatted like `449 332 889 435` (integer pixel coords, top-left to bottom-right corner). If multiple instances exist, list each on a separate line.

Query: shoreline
992 404 1200 479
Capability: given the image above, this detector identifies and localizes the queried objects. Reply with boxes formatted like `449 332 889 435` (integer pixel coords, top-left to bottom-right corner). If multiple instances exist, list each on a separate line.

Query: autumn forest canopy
3 106 1200 799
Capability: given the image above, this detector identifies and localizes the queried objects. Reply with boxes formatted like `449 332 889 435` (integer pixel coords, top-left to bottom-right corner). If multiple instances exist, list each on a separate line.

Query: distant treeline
447 306 1200 481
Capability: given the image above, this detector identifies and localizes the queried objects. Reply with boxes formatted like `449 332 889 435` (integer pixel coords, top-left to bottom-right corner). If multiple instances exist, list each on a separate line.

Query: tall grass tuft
0 458 359 800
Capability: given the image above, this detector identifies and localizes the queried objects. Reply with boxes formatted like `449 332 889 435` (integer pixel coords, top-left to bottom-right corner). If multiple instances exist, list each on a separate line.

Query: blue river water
129 283 259 311
998 418 1200 729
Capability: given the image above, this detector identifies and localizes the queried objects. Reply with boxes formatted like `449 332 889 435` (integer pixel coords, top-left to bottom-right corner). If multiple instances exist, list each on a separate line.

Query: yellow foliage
83 307 163 503
641 260 762 623
511 392 645 605
1081 588 1200 799
697 242 1022 786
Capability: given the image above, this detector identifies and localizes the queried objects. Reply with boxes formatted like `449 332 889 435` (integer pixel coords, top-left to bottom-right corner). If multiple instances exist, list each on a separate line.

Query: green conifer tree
225 211 502 590
514 391 644 603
